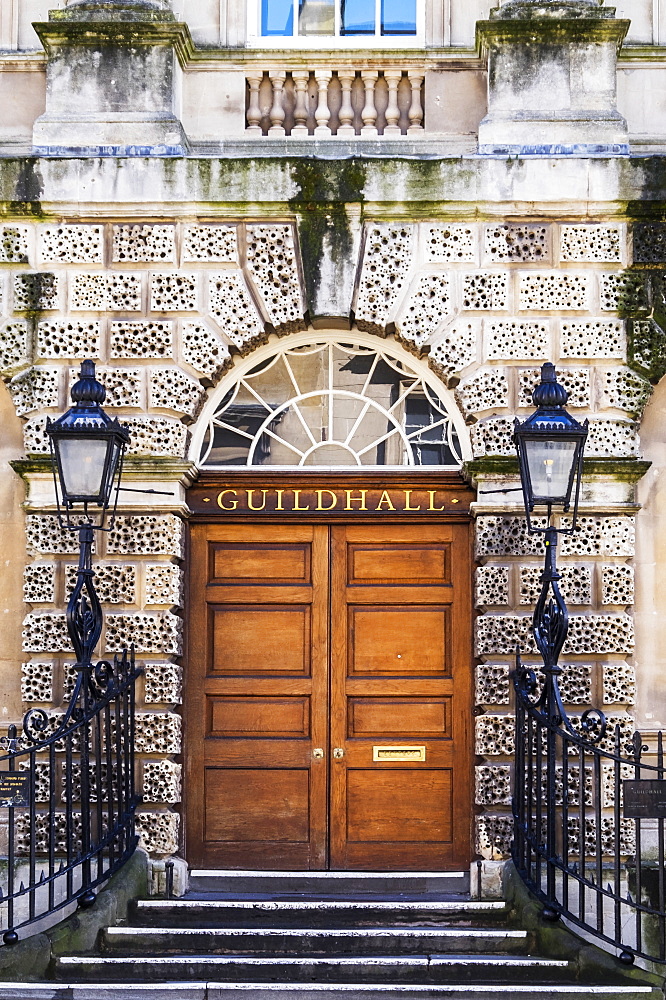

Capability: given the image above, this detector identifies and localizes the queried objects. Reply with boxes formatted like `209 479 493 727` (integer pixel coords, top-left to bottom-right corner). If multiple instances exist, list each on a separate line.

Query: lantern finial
70 360 106 405
532 362 569 408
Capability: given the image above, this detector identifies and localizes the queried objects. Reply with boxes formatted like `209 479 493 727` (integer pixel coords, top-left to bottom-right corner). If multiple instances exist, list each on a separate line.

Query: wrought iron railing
513 653 666 966
0 646 140 944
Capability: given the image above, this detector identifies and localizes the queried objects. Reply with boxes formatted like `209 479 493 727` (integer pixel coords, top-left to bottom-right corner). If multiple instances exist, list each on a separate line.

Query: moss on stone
0 848 148 981
503 860 663 987
465 457 520 477
465 457 651 484
0 159 46 219
627 273 666 384
288 158 366 314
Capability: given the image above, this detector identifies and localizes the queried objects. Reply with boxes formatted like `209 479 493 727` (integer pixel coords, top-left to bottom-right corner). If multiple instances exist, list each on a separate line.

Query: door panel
348 698 452 737
210 543 311 583
186 519 472 870
187 523 329 869
345 769 453 841
209 697 310 737
349 606 450 674
211 605 313 675
329 523 472 870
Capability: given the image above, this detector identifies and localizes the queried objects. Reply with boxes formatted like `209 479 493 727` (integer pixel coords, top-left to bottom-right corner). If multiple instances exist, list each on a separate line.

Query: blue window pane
299 0 335 35
341 0 375 34
381 0 415 33
262 0 294 35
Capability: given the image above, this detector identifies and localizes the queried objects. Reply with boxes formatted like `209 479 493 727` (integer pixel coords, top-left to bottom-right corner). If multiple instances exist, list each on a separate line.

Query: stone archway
189 329 472 471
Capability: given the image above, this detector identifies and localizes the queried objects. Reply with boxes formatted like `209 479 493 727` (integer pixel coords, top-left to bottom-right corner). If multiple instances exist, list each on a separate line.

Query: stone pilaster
476 0 630 155
32 0 190 156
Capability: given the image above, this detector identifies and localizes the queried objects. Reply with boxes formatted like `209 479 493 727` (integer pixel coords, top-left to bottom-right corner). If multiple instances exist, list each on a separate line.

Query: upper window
251 0 421 44
193 336 468 470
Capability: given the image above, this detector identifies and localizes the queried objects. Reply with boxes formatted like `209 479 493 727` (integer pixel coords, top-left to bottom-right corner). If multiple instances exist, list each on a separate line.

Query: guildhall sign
189 482 474 516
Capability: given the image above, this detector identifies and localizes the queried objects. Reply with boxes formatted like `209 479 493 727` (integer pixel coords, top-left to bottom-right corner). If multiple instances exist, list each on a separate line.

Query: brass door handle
312 748 324 759
333 748 345 759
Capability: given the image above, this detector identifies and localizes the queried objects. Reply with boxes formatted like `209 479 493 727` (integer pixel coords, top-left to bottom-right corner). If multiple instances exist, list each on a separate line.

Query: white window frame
190 331 470 471
247 0 425 48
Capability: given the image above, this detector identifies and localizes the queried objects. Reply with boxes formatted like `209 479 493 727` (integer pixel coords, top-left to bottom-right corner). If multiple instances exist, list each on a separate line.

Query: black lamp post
513 364 609 924
513 362 589 730
44 361 130 910
46 361 129 680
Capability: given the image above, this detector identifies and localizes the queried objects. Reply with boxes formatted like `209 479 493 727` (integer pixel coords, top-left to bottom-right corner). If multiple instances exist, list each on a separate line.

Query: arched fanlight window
193 334 468 469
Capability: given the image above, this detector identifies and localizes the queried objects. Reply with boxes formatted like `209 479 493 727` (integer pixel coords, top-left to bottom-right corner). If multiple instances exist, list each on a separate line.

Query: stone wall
0 207 655 859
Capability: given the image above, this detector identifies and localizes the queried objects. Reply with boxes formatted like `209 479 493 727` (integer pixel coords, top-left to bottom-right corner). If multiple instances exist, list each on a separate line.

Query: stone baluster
337 69 356 136
246 71 264 135
314 69 332 137
360 70 378 137
268 70 287 137
292 70 310 136
384 69 402 136
407 69 425 133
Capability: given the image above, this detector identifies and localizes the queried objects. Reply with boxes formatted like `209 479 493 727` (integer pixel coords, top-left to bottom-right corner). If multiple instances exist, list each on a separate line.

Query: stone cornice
11 456 197 481
5 155 666 216
465 457 652 484
11 457 198 514
9 36 666 71
32 19 195 67
476 16 630 57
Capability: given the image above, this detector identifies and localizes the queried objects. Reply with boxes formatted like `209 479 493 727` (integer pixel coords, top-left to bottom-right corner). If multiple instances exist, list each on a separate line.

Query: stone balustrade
245 67 425 137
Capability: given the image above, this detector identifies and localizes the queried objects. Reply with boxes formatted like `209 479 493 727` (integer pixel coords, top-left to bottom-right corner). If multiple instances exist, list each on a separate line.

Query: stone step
187 871 470 898
54 953 576 984
0 985 661 1000
102 925 530 956
132 899 508 929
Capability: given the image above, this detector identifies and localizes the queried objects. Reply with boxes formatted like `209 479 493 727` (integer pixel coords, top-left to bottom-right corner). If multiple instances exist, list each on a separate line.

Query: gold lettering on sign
292 489 311 511
376 490 395 511
428 490 446 512
316 489 338 511
404 489 422 511
345 489 368 511
208 486 464 514
217 489 239 510
247 489 268 511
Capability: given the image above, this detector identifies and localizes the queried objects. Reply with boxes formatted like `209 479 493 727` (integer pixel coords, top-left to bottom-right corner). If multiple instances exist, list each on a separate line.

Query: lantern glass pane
58 438 110 501
524 438 578 501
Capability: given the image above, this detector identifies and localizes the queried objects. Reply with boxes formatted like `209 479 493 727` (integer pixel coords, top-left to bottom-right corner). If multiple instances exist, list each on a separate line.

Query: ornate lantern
46 360 129 526
513 362 588 533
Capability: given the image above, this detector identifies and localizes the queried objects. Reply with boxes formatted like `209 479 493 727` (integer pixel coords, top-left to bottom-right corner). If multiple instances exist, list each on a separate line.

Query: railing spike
19 882 24 893
626 892 633 904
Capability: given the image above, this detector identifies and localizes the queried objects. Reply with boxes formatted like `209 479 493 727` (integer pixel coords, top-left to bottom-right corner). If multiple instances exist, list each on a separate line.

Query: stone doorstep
104 925 528 937
189 871 468 877
186 871 471 897
0 983 660 1000
99 926 531 956
135 900 508 910
59 955 571 966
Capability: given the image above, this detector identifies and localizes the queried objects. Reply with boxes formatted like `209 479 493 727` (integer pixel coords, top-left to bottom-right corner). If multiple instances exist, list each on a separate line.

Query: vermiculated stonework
2 214 649 860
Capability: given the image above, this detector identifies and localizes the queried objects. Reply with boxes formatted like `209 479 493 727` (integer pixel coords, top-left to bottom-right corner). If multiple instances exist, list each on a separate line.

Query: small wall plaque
623 780 666 819
373 746 426 762
0 773 30 808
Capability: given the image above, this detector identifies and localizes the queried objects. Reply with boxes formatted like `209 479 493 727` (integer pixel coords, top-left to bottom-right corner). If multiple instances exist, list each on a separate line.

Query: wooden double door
186 520 472 870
